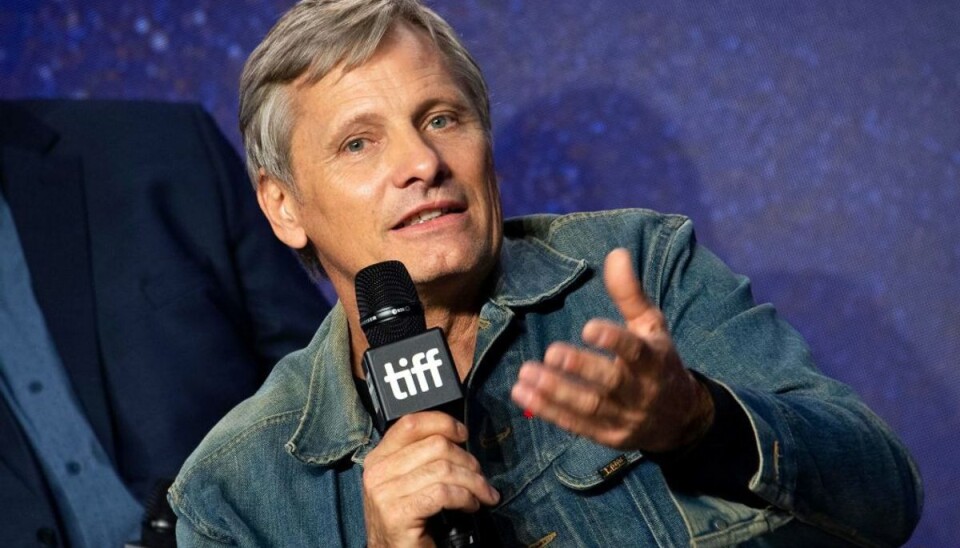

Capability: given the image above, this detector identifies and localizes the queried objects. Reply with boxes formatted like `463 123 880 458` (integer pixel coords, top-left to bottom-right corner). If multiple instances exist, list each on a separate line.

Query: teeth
405 208 449 227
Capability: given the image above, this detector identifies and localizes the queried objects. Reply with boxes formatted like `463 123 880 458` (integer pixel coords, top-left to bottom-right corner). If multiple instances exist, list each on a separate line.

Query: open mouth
396 206 465 229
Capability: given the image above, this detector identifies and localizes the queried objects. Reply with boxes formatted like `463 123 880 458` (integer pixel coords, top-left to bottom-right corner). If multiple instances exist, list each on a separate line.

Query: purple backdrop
2 1 957 544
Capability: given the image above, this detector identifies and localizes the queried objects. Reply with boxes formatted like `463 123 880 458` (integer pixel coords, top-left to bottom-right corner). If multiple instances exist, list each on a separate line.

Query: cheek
300 173 382 225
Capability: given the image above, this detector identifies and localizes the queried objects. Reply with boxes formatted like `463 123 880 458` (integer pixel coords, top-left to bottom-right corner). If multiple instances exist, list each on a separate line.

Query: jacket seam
171 409 303 542
543 208 652 236
653 215 690 309
184 409 302 477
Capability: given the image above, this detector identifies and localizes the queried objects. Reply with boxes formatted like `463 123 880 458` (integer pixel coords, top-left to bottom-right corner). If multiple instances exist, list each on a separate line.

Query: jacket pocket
553 436 644 490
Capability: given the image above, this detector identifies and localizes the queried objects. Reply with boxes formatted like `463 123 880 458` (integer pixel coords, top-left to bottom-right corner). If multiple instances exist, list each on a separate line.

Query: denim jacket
170 209 921 547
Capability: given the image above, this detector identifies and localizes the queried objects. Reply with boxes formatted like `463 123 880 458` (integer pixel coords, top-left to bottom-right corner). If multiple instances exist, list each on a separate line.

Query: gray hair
239 0 491 194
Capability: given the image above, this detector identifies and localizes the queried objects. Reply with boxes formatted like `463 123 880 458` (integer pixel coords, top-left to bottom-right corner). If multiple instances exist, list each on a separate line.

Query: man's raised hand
510 248 714 453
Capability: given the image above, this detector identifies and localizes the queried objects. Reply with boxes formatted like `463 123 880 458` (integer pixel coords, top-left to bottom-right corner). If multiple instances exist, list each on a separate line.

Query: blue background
2 1 957 544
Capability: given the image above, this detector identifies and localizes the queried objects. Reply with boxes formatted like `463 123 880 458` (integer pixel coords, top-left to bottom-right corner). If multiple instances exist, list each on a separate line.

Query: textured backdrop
2 1 957 544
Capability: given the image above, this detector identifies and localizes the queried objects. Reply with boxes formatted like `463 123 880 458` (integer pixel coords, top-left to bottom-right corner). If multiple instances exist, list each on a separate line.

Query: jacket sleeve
175 518 234 547
189 106 331 376
647 216 922 547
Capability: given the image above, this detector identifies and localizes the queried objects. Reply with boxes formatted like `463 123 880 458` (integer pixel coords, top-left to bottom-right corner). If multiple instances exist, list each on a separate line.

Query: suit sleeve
647 217 922 547
188 106 331 376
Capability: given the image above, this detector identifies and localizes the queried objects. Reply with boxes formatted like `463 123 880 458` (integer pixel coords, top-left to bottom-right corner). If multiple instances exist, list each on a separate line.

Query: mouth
402 207 452 227
394 203 466 229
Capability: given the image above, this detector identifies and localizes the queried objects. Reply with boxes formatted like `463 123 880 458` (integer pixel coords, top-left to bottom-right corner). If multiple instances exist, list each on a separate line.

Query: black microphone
355 260 478 548
123 479 176 548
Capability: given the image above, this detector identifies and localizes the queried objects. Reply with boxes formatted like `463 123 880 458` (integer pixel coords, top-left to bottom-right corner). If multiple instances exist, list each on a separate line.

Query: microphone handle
430 509 477 547
428 400 480 546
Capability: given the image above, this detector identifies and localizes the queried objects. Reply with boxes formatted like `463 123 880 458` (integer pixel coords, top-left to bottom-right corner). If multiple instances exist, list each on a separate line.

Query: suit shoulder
11 99 220 145
12 98 205 120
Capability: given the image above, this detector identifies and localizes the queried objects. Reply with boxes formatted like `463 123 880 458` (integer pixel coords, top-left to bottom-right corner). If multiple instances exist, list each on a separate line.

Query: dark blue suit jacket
0 100 331 546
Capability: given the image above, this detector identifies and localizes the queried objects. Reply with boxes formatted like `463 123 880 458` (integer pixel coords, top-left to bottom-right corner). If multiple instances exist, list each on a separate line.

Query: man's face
275 23 501 302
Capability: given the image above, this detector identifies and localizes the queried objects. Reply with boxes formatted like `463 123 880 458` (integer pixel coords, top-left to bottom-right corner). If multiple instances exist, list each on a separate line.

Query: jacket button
710 518 729 531
36 527 59 546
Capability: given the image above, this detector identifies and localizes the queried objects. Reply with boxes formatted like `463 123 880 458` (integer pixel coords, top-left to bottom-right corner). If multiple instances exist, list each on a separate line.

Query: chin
406 250 491 292
407 260 469 285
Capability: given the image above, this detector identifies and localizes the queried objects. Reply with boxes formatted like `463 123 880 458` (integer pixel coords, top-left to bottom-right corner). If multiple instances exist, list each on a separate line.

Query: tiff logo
382 348 445 400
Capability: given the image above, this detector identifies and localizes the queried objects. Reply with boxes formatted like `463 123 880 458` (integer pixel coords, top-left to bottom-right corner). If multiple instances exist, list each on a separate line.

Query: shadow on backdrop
494 86 712 240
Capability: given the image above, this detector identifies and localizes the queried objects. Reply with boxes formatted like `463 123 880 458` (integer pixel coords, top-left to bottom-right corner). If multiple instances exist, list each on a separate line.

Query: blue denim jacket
170 210 921 547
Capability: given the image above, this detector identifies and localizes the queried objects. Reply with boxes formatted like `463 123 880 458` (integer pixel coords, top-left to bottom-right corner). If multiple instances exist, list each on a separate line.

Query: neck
423 304 481 381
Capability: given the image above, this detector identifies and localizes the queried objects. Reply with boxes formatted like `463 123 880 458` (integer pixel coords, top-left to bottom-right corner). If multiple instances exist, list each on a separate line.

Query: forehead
291 24 467 126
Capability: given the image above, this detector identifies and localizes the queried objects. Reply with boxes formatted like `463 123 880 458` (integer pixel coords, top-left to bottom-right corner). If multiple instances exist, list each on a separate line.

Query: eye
345 138 366 153
428 114 451 129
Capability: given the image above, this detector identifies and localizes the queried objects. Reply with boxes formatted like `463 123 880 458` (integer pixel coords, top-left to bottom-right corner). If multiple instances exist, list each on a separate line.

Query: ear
256 169 308 249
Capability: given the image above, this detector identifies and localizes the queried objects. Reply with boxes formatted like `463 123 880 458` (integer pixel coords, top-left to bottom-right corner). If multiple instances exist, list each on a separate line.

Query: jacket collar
285 232 588 465
491 233 588 308
0 101 59 151
284 302 375 466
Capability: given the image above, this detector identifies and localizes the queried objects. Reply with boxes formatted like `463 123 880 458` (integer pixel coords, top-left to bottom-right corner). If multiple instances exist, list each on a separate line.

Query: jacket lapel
1 103 116 462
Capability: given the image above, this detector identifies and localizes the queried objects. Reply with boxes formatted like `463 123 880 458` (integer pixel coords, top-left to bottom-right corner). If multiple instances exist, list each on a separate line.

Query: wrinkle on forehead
290 22 469 142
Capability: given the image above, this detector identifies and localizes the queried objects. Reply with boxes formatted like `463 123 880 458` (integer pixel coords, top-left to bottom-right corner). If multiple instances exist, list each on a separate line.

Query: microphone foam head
355 261 426 347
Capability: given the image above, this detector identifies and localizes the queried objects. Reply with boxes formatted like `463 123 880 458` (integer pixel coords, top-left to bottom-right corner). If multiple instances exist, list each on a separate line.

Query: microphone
124 479 176 548
355 261 478 548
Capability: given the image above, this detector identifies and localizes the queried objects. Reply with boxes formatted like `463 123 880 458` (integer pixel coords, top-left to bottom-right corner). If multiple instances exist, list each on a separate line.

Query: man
0 100 331 547
170 1 922 546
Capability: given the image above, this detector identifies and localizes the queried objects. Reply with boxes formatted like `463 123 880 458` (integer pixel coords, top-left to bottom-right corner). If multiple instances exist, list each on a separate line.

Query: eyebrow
324 111 384 149
413 94 473 121
332 112 383 134
326 92 474 146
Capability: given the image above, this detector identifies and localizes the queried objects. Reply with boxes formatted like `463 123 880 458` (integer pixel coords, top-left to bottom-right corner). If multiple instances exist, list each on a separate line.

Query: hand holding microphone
355 261 499 547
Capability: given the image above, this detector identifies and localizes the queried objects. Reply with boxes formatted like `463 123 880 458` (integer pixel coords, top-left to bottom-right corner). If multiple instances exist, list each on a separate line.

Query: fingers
380 456 499 511
581 319 652 365
513 361 604 417
362 410 500 542
511 324 647 420
510 361 631 447
366 412 496 507
368 411 467 464
538 319 657 389
541 341 623 389
365 431 482 488
512 342 629 424
363 453 496 548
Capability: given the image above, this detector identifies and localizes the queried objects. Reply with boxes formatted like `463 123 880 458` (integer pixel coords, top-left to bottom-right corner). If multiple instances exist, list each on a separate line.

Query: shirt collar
286 230 589 465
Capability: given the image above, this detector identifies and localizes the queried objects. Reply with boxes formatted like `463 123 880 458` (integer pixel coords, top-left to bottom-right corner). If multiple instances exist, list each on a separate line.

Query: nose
389 128 445 188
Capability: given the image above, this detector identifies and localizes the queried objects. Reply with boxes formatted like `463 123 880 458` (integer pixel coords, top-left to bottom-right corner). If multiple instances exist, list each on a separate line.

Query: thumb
603 248 654 323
